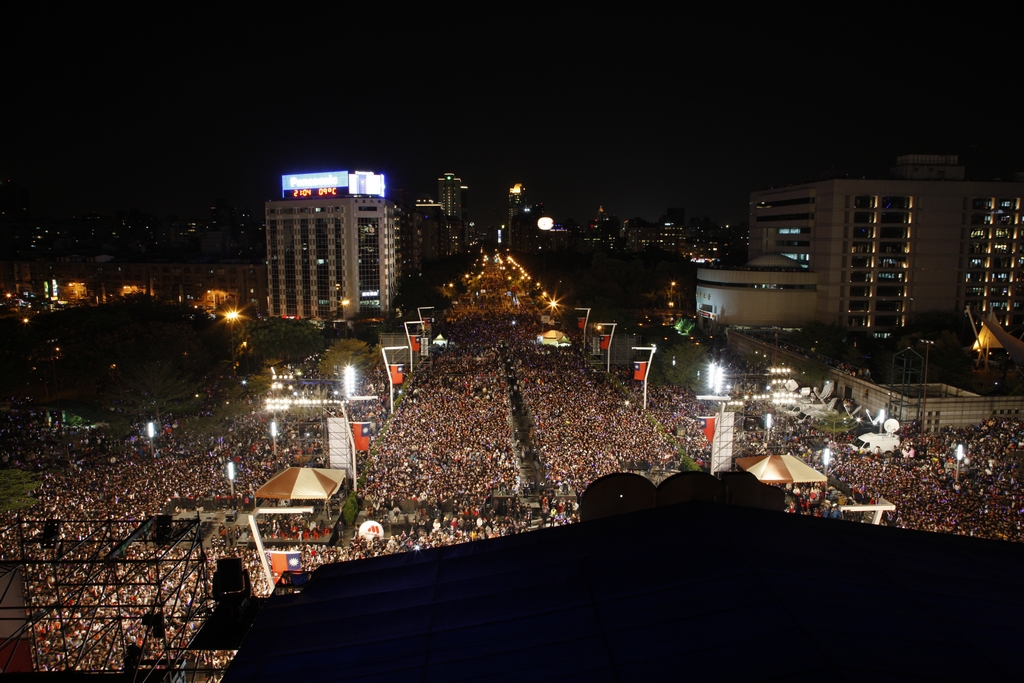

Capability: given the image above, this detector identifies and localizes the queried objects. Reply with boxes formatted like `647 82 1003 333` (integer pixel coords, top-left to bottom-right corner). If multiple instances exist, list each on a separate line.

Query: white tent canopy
255 467 347 500
735 454 827 484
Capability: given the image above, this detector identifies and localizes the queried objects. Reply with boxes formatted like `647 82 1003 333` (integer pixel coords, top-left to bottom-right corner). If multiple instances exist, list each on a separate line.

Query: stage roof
225 501 1024 682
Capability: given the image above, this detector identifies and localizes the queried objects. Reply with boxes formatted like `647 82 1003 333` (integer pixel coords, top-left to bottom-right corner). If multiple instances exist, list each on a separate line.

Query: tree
244 318 324 367
647 341 707 390
0 469 41 511
318 339 379 380
110 360 204 423
788 321 848 360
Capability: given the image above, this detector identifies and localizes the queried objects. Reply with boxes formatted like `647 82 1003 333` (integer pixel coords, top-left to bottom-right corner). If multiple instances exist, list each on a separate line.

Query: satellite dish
883 418 900 435
785 379 799 392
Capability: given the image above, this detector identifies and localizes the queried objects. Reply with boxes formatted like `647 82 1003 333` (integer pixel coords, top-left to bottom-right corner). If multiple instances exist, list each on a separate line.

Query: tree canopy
244 318 324 366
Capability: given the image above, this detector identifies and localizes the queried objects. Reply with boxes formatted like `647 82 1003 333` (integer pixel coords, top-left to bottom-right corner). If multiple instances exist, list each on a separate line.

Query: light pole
270 420 278 458
822 447 830 476
225 310 240 376
955 443 964 482
596 322 617 373
575 307 591 347
766 412 773 450
404 320 425 373
919 339 934 432
227 460 235 499
382 346 408 414
147 421 156 457
631 345 656 410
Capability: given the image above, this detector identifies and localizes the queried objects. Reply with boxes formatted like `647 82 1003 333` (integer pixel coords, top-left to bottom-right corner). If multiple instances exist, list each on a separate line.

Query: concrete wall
728 331 1024 430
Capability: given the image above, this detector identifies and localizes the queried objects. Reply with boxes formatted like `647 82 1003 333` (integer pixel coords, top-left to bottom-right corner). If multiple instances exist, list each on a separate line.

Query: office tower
744 155 1023 337
508 183 526 228
438 173 463 219
266 170 396 319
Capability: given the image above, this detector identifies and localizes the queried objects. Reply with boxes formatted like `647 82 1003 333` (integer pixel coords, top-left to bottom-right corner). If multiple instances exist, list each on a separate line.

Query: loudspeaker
214 557 250 600
156 515 172 544
42 520 60 548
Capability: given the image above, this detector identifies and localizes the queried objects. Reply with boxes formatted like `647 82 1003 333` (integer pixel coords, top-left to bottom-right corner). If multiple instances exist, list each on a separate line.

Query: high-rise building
266 170 397 319
744 155 1023 336
508 183 526 228
437 173 463 219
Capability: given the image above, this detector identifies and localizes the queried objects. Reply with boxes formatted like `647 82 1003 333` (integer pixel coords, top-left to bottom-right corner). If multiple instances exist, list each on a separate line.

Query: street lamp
822 447 830 476
270 420 278 457
147 421 156 457
955 443 964 482
631 345 656 410
382 345 408 414
596 322 617 373
766 412 773 449
575 307 591 347
404 320 425 373
224 310 241 376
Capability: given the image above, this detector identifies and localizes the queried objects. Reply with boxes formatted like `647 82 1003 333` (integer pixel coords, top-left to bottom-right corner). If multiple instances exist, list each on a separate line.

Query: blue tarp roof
226 501 1024 682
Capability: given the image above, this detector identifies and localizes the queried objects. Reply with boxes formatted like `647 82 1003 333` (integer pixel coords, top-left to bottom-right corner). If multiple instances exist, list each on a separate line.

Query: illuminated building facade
437 172 464 219
266 171 396 319
748 155 1024 337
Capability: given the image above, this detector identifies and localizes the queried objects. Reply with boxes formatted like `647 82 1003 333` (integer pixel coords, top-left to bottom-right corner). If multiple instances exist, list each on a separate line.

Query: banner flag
390 364 404 385
578 317 586 330
352 422 371 451
600 334 610 350
410 335 421 353
269 551 301 574
634 361 647 380
699 416 716 443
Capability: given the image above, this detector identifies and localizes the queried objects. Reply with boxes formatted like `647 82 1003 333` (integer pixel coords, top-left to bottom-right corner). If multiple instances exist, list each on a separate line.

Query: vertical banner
326 417 354 476
578 317 586 330
600 334 611 350
698 416 716 443
390 364 404 385
352 422 371 451
633 361 647 380
711 412 736 475
410 335 421 353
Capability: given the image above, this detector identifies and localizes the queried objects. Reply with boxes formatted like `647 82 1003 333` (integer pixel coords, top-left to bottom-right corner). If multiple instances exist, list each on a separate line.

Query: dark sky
4 16 1022 230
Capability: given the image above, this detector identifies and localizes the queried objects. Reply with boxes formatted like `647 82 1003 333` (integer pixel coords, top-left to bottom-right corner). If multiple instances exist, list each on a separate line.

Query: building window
972 214 994 225
972 198 994 210
854 196 876 209
875 300 903 312
851 225 876 239
881 196 911 209
851 257 872 269
997 198 1019 210
851 242 874 253
850 286 871 297
848 300 869 312
877 286 904 297
880 227 908 239
880 212 910 224
853 212 875 223
875 316 901 326
850 271 872 282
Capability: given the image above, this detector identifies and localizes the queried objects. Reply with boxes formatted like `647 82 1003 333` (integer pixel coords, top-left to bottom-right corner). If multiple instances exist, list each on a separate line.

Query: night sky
4 17 1022 230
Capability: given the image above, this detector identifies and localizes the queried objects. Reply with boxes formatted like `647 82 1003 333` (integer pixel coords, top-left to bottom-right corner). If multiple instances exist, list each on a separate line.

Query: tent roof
224 501 1024 682
735 454 827 483
255 467 346 500
975 310 1024 366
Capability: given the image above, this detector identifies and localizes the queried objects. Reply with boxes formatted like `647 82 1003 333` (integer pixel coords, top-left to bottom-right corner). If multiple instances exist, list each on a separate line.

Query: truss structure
4 515 215 680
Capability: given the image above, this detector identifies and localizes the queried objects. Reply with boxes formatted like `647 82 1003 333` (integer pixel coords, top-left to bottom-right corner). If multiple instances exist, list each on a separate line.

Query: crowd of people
2 254 1024 676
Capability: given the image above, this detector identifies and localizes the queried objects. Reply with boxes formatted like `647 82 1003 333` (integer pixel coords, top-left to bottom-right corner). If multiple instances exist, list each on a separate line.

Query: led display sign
280 170 386 198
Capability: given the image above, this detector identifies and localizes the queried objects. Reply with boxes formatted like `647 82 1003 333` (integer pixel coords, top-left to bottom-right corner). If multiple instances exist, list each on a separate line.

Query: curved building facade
696 254 818 331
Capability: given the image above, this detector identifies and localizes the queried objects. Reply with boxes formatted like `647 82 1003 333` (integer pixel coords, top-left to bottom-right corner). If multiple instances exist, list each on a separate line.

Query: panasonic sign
281 171 349 194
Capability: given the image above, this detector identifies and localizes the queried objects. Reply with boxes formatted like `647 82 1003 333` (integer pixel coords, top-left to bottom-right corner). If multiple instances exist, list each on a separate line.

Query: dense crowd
3 255 1024 676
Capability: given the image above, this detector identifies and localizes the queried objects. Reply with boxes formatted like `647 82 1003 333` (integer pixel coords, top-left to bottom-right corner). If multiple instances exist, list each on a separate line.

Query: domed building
695 253 818 332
